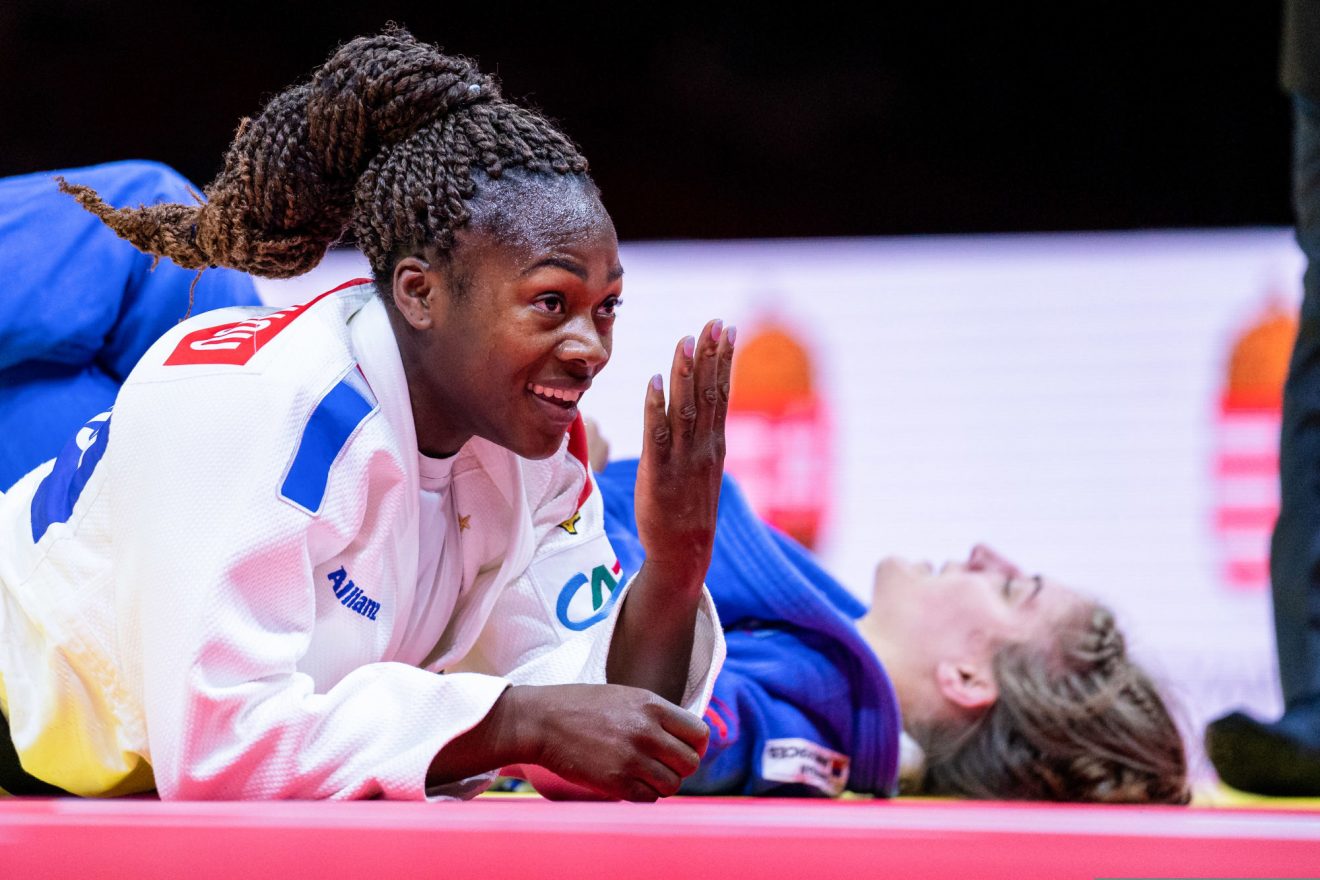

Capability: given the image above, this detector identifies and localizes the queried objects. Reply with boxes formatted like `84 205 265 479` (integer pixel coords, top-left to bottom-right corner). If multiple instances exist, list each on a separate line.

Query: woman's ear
935 659 998 710
392 256 440 330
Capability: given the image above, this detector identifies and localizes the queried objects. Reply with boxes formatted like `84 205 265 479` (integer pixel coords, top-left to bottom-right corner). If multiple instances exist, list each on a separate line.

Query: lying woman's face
867 544 1084 665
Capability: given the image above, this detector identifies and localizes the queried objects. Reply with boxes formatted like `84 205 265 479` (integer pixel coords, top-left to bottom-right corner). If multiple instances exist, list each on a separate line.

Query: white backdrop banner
259 229 1306 780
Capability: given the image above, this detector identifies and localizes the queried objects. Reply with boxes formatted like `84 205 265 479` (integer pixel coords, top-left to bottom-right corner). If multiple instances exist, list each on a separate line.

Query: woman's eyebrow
1025 574 1044 605
523 257 587 279
520 259 625 282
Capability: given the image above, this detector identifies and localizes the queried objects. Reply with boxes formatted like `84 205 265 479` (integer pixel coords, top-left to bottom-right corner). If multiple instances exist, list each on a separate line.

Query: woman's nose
967 543 1023 577
558 316 609 371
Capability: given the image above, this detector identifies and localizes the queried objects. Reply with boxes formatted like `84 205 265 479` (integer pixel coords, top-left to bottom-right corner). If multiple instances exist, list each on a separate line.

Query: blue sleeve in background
0 160 260 490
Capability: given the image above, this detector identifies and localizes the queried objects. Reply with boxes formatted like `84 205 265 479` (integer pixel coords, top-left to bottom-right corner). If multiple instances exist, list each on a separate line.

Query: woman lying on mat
0 28 729 801
511 429 1190 804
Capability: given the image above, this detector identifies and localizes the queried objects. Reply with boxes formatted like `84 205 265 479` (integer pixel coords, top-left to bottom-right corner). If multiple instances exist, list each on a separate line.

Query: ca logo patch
557 512 581 535
556 559 625 631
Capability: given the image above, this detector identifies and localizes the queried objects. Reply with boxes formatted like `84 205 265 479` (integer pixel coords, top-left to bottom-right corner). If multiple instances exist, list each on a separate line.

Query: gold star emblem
558 512 581 535
458 514 471 531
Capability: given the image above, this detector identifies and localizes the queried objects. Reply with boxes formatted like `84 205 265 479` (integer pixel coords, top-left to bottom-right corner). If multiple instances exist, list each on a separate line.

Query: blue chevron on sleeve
280 373 376 515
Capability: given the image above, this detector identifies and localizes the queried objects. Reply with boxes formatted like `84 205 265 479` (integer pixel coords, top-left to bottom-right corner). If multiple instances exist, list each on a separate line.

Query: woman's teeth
528 383 582 404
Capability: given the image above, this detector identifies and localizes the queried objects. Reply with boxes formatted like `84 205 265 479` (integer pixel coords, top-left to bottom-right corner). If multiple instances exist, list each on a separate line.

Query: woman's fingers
641 372 671 463
667 333 697 448
692 318 724 438
636 756 684 798
658 702 711 760
711 324 735 442
645 320 732 465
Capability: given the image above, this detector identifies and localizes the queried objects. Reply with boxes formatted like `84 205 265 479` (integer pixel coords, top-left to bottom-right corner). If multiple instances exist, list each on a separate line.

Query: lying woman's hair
914 602 1190 804
58 26 589 284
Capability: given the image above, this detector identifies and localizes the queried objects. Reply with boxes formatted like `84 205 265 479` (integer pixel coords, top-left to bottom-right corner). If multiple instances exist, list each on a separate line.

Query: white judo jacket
0 281 724 799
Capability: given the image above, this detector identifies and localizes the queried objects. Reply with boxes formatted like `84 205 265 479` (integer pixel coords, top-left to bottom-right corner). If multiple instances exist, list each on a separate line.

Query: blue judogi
597 459 902 797
0 161 259 491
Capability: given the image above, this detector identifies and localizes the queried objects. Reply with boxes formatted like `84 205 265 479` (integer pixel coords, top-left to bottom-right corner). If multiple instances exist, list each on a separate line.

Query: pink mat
3 796 1317 879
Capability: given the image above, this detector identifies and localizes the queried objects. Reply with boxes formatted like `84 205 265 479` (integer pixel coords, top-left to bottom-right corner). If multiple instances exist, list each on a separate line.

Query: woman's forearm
604 559 705 704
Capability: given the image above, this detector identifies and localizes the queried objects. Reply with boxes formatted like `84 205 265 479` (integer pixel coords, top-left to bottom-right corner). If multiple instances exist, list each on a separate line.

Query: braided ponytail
61 26 589 280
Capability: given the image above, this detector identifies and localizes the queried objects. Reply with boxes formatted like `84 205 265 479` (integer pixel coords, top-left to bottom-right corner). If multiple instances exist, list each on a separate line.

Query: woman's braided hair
59 26 589 281
915 602 1191 804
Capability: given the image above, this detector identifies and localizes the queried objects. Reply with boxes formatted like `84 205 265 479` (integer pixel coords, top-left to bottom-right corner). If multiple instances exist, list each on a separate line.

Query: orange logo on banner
1214 298 1297 591
725 318 831 549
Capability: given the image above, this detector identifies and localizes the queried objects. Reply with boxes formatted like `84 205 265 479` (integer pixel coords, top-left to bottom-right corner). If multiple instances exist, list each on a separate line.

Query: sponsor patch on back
164 279 368 367
760 737 850 796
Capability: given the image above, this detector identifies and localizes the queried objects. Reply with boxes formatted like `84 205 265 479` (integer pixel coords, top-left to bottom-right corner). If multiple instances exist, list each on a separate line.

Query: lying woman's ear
935 658 998 710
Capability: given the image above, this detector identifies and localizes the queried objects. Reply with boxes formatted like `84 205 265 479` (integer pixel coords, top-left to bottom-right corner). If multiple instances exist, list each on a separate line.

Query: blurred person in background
1206 0 1320 796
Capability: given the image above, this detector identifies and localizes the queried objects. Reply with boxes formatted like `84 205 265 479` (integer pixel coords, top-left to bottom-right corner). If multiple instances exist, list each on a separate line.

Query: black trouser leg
1272 94 1320 707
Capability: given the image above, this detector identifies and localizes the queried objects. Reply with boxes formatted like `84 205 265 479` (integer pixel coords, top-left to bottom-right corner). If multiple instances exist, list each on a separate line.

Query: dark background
0 2 1293 240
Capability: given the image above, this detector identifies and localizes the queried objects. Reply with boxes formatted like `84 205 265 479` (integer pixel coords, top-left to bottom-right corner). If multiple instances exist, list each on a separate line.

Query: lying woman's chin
872 556 931 592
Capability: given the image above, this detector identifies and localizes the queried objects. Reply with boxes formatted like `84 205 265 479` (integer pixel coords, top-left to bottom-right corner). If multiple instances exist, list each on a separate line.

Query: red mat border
3 797 1317 879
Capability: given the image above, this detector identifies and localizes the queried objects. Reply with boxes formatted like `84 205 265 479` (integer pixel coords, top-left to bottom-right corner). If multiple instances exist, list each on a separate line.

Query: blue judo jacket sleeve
686 626 861 797
0 160 260 490
597 458 902 797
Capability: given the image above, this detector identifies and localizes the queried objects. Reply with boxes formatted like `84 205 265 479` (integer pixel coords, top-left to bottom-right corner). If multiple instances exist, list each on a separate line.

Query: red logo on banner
724 319 831 549
164 279 369 367
1213 298 1296 591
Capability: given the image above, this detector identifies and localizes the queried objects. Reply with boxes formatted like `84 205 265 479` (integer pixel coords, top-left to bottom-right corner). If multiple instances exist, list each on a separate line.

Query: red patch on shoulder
163 278 370 367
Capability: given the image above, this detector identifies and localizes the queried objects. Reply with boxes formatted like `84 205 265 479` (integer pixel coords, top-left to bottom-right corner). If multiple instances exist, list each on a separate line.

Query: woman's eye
534 294 566 314
597 296 622 318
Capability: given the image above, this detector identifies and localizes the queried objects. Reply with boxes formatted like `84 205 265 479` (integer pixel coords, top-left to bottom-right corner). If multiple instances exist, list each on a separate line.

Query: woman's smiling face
390 173 623 459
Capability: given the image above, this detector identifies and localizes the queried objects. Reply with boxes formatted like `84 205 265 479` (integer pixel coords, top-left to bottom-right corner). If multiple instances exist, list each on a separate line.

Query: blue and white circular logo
556 561 626 631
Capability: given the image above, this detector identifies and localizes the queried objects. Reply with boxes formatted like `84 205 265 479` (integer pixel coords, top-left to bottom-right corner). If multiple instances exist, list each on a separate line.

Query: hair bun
307 27 500 179
64 25 588 280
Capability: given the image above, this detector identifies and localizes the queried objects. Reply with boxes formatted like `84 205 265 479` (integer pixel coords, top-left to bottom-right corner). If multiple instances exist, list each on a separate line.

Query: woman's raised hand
634 319 735 581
